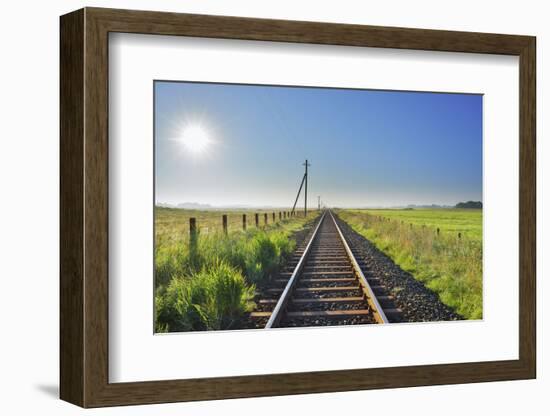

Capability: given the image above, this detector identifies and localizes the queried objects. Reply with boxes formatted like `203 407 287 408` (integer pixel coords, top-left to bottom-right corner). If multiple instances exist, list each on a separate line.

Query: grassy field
156 207 295 237
155 207 318 332
337 209 482 319
353 208 482 241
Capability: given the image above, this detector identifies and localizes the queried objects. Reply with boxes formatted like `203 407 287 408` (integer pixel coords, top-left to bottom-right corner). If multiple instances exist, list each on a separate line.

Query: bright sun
179 125 211 155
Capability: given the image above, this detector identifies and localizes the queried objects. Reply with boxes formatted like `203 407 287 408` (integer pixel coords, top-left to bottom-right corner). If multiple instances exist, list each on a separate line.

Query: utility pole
318 195 321 211
291 159 311 216
304 159 310 216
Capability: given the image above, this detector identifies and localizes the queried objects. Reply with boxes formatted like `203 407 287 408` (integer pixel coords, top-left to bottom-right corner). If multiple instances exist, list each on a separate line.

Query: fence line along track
251 210 401 328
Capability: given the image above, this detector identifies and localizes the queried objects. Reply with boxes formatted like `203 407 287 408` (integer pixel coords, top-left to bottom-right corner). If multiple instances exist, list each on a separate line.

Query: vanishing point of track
251 210 402 328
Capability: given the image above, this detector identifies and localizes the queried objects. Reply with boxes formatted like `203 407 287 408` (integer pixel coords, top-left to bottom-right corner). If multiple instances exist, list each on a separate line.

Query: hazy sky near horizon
155 81 482 208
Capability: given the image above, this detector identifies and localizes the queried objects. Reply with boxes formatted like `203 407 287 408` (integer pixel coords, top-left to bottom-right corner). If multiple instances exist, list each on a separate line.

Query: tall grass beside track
337 209 482 320
155 208 317 332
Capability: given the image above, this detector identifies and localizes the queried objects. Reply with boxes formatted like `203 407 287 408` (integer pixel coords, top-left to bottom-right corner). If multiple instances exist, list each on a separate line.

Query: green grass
355 208 482 241
155 207 292 237
155 207 318 332
337 209 482 320
156 261 255 332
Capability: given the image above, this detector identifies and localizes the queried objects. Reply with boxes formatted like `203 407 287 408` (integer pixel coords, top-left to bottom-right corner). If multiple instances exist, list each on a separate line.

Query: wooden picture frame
60 7 536 408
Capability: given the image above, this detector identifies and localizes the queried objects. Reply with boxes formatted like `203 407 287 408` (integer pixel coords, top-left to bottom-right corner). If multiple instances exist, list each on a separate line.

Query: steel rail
328 210 389 324
264 210 327 328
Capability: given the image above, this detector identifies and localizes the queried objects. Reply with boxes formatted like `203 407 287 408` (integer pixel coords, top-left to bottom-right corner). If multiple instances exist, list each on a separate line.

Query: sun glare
179 124 211 155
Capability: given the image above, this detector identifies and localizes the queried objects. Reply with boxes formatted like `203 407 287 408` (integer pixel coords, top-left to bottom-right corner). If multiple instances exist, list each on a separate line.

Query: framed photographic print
60 7 536 408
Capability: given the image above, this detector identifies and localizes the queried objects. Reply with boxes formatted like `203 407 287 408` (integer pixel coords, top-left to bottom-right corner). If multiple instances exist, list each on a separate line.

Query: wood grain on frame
60 7 536 408
60 8 84 406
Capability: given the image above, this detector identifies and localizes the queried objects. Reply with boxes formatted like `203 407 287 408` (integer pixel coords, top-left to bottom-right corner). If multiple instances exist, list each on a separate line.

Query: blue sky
155 81 482 208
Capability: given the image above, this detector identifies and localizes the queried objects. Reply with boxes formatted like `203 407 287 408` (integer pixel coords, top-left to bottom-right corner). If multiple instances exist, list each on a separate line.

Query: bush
244 233 276 283
155 241 190 290
244 231 296 284
156 261 255 332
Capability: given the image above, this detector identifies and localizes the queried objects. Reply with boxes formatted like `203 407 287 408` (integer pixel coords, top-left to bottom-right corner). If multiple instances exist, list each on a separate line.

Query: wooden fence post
222 214 228 234
255 213 259 227
242 214 247 231
189 217 198 261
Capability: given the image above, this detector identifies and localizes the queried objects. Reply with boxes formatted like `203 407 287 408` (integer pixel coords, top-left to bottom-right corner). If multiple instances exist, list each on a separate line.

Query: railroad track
251 210 402 328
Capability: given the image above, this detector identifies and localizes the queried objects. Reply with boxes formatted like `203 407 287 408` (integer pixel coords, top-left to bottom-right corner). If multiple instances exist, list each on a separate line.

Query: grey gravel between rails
282 315 375 327
333 214 463 323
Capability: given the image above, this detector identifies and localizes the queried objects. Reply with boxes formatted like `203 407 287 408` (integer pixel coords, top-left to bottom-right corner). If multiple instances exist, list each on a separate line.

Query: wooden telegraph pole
291 159 310 217
304 159 310 217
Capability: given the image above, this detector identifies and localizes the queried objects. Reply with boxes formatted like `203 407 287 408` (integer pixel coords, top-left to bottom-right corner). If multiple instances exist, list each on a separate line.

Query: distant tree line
455 201 482 209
